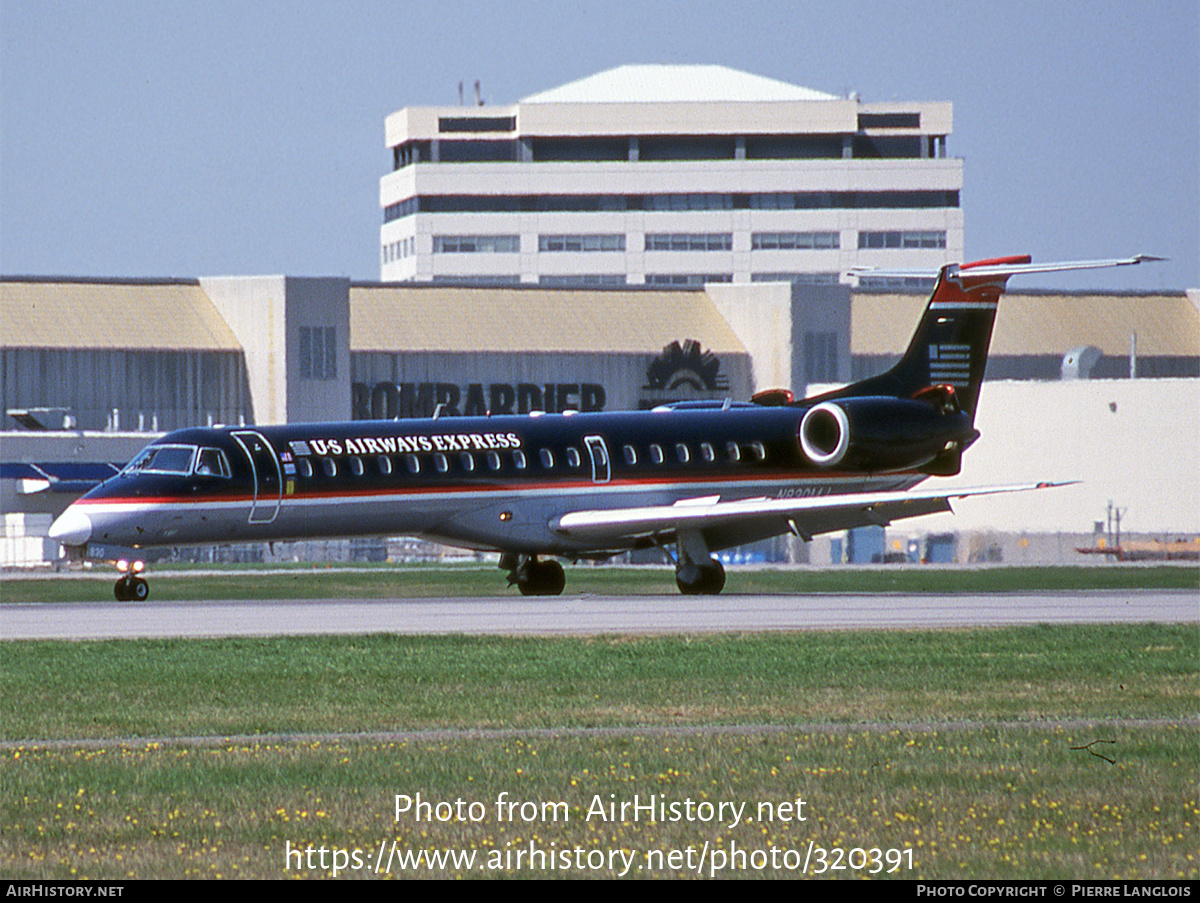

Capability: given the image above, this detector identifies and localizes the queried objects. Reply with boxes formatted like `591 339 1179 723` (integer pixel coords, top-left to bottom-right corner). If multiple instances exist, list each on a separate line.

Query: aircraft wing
553 482 1072 551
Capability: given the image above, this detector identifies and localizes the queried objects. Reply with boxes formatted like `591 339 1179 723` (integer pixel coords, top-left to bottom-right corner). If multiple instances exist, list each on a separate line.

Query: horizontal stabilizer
849 254 1164 282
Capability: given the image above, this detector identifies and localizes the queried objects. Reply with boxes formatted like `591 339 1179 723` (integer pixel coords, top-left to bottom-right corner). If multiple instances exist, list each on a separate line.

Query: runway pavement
2 589 1196 641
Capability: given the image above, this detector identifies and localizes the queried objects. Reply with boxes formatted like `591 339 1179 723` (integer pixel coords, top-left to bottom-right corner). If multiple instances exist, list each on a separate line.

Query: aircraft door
231 430 282 524
584 435 610 484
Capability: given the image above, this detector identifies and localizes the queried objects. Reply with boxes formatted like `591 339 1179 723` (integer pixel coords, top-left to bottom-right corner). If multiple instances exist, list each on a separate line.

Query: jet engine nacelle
799 396 979 471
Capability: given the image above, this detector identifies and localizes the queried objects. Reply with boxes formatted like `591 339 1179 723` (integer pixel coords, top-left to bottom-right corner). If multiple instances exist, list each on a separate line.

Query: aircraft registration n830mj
49 255 1160 601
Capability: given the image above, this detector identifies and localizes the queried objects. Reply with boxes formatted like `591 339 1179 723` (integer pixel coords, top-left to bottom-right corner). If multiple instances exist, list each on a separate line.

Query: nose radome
49 509 93 546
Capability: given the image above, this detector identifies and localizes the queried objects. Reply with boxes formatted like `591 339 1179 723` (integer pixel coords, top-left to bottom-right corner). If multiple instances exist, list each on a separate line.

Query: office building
380 65 962 286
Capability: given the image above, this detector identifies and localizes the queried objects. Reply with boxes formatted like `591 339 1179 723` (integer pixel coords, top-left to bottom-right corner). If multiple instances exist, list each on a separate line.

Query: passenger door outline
231 430 283 524
584 435 610 484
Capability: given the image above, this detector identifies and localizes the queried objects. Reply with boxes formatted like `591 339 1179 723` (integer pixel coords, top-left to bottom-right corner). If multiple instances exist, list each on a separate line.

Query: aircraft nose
49 508 93 547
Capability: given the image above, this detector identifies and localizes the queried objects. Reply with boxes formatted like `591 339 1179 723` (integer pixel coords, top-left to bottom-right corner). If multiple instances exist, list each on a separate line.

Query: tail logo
928 344 973 387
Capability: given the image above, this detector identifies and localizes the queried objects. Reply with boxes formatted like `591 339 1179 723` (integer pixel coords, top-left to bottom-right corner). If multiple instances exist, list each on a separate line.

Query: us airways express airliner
49 255 1159 600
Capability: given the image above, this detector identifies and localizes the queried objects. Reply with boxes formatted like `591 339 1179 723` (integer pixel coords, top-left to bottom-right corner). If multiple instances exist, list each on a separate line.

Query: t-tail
828 254 1031 420
824 253 1164 419
798 254 1162 475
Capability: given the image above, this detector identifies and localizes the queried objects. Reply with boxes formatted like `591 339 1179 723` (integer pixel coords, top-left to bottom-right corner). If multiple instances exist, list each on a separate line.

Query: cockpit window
123 444 197 475
195 448 231 478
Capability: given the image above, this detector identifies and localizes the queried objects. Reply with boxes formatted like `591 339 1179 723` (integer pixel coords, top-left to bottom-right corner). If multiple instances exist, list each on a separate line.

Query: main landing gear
113 559 149 601
674 558 725 595
500 553 566 596
671 528 726 595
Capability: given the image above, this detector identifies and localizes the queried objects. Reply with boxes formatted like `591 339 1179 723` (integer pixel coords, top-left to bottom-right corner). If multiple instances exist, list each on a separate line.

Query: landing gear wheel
115 575 149 602
517 558 566 596
675 559 725 595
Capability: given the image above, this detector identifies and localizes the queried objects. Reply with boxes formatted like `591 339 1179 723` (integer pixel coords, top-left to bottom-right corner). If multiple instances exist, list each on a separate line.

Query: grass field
2 622 1197 880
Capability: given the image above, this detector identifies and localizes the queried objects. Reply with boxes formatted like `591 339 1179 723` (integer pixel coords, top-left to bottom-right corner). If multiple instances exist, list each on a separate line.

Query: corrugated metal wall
1 348 253 431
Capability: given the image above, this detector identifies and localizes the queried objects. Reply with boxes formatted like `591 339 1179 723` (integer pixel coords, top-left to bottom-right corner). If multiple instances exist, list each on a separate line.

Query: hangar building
2 275 1197 566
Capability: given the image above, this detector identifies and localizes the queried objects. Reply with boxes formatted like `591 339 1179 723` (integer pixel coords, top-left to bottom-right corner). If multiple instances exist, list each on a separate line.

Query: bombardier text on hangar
49 255 1159 600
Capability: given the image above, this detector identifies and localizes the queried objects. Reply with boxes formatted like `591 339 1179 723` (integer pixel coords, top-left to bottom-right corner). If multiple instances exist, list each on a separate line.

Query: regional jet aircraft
49 255 1159 600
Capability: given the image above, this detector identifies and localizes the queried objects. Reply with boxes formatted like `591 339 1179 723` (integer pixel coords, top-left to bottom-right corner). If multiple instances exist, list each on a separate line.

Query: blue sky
1 0 1196 290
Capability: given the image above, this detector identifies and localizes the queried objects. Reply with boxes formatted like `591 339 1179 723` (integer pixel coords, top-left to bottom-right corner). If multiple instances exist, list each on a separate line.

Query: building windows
299 326 336 380
438 116 516 132
385 191 958 222
383 198 418 222
645 233 732 252
857 112 921 129
749 191 957 210
857 275 938 290
645 274 732 286
751 272 841 285
538 274 627 287
805 331 839 383
644 194 733 212
744 135 844 159
430 275 521 285
538 234 625 252
530 137 629 162
391 130 945 164
438 140 519 163
433 235 520 254
858 230 946 250
751 231 839 251
382 236 417 264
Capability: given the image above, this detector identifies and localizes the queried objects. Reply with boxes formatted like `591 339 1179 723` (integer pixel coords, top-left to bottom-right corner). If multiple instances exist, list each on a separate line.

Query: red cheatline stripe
75 469 924 507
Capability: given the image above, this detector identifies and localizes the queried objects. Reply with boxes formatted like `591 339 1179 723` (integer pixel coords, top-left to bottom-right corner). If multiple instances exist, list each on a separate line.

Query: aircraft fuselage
59 402 956 559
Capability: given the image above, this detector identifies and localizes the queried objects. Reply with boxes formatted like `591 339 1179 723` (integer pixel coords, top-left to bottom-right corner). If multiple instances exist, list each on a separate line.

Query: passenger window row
622 440 765 466
297 446 585 479
293 439 766 480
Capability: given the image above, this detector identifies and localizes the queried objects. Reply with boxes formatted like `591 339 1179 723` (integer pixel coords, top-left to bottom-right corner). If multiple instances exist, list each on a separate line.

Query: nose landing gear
113 559 149 601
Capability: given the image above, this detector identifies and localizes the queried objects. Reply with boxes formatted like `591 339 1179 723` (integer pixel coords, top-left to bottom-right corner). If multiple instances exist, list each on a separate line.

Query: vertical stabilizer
815 253 1160 421
827 255 1029 419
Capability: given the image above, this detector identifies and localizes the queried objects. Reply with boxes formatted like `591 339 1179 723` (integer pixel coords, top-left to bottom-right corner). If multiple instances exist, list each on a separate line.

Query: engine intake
799 403 850 466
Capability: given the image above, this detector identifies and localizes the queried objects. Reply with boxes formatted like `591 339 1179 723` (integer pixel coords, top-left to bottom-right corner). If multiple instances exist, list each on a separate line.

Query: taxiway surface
2 590 1195 641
